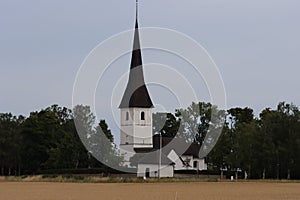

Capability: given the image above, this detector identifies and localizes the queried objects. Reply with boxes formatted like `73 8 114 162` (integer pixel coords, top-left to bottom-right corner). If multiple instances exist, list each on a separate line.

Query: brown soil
0 181 299 200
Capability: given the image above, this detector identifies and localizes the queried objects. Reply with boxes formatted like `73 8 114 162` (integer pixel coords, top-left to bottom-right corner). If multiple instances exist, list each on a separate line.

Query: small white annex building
119 0 207 177
136 136 207 178
137 151 174 178
153 136 207 172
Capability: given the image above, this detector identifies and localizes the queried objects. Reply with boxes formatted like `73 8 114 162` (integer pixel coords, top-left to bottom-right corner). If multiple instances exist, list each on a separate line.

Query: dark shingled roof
119 17 153 108
138 150 174 165
135 135 202 159
152 135 202 158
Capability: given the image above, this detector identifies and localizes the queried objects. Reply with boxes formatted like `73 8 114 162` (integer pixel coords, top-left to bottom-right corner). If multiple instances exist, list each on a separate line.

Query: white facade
137 164 174 178
167 150 207 171
120 107 153 164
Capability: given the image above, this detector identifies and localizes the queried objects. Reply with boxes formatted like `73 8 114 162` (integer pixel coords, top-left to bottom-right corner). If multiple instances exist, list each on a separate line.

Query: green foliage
151 102 300 179
0 104 120 176
98 120 114 142
176 102 225 146
73 105 123 169
209 102 300 179
0 113 24 175
153 113 180 137
0 102 300 179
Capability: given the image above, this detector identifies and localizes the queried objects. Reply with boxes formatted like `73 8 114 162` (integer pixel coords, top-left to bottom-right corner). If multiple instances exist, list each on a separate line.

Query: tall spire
119 0 154 108
131 0 142 70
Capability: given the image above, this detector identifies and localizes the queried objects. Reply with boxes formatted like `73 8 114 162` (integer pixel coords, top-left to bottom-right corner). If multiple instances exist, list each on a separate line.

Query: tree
44 105 89 169
72 105 98 168
73 105 122 170
1 102 299 178
225 108 254 176
0 113 24 175
258 102 300 179
98 120 114 142
227 107 254 127
91 120 123 170
20 109 61 173
152 113 180 137
206 123 231 173
176 102 212 144
175 102 225 159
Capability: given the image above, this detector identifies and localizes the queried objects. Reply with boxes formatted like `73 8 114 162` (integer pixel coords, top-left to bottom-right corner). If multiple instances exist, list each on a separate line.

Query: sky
1 0 300 128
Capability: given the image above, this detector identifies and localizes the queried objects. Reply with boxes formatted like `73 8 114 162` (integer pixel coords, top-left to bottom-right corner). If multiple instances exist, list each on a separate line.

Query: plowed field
0 181 299 200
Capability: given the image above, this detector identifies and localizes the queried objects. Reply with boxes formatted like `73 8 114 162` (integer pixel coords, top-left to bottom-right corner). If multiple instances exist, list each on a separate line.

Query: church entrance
145 168 150 178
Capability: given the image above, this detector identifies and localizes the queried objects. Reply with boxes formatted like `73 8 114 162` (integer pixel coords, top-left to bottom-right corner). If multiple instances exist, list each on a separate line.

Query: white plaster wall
167 150 185 170
132 108 152 147
137 164 174 178
196 158 207 171
132 108 152 125
173 155 193 170
133 126 152 146
167 150 179 163
120 127 134 144
120 108 153 148
167 151 208 171
120 108 134 145
120 107 154 166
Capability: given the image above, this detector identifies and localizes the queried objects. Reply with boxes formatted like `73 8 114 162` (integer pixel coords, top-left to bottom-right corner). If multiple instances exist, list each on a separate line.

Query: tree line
0 102 299 179
153 102 300 179
0 105 117 176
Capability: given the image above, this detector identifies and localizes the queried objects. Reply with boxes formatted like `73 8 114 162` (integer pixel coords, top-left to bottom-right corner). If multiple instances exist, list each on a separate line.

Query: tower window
141 111 145 120
126 112 129 120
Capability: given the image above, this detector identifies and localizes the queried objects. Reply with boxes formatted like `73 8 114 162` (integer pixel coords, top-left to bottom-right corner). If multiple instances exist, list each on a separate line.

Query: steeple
119 0 154 108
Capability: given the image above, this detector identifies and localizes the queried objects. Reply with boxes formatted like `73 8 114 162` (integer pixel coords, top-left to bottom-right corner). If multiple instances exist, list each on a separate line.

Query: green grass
0 175 218 183
0 175 300 184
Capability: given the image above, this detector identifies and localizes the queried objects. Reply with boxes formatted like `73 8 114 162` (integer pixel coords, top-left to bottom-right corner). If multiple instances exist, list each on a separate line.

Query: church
119 0 207 178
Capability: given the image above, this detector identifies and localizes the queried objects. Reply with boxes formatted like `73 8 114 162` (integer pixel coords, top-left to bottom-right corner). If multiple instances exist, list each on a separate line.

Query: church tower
119 0 154 164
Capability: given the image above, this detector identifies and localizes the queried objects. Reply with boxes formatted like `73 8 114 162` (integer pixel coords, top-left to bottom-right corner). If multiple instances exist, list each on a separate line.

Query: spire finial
136 0 138 20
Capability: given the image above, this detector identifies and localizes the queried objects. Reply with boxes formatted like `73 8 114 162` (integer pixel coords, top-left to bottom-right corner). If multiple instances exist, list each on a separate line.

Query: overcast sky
1 0 300 120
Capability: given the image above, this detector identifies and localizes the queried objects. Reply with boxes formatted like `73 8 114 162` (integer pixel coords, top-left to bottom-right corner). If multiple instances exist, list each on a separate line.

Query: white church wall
133 125 153 148
167 150 179 162
132 108 152 125
120 109 134 145
196 158 207 171
167 150 208 171
120 107 153 165
137 164 174 178
178 155 192 170
120 127 134 145
167 150 185 171
132 108 153 148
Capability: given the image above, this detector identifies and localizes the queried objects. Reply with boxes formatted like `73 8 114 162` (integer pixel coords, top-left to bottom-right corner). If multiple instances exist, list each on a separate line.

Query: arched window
141 111 145 120
126 112 129 120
